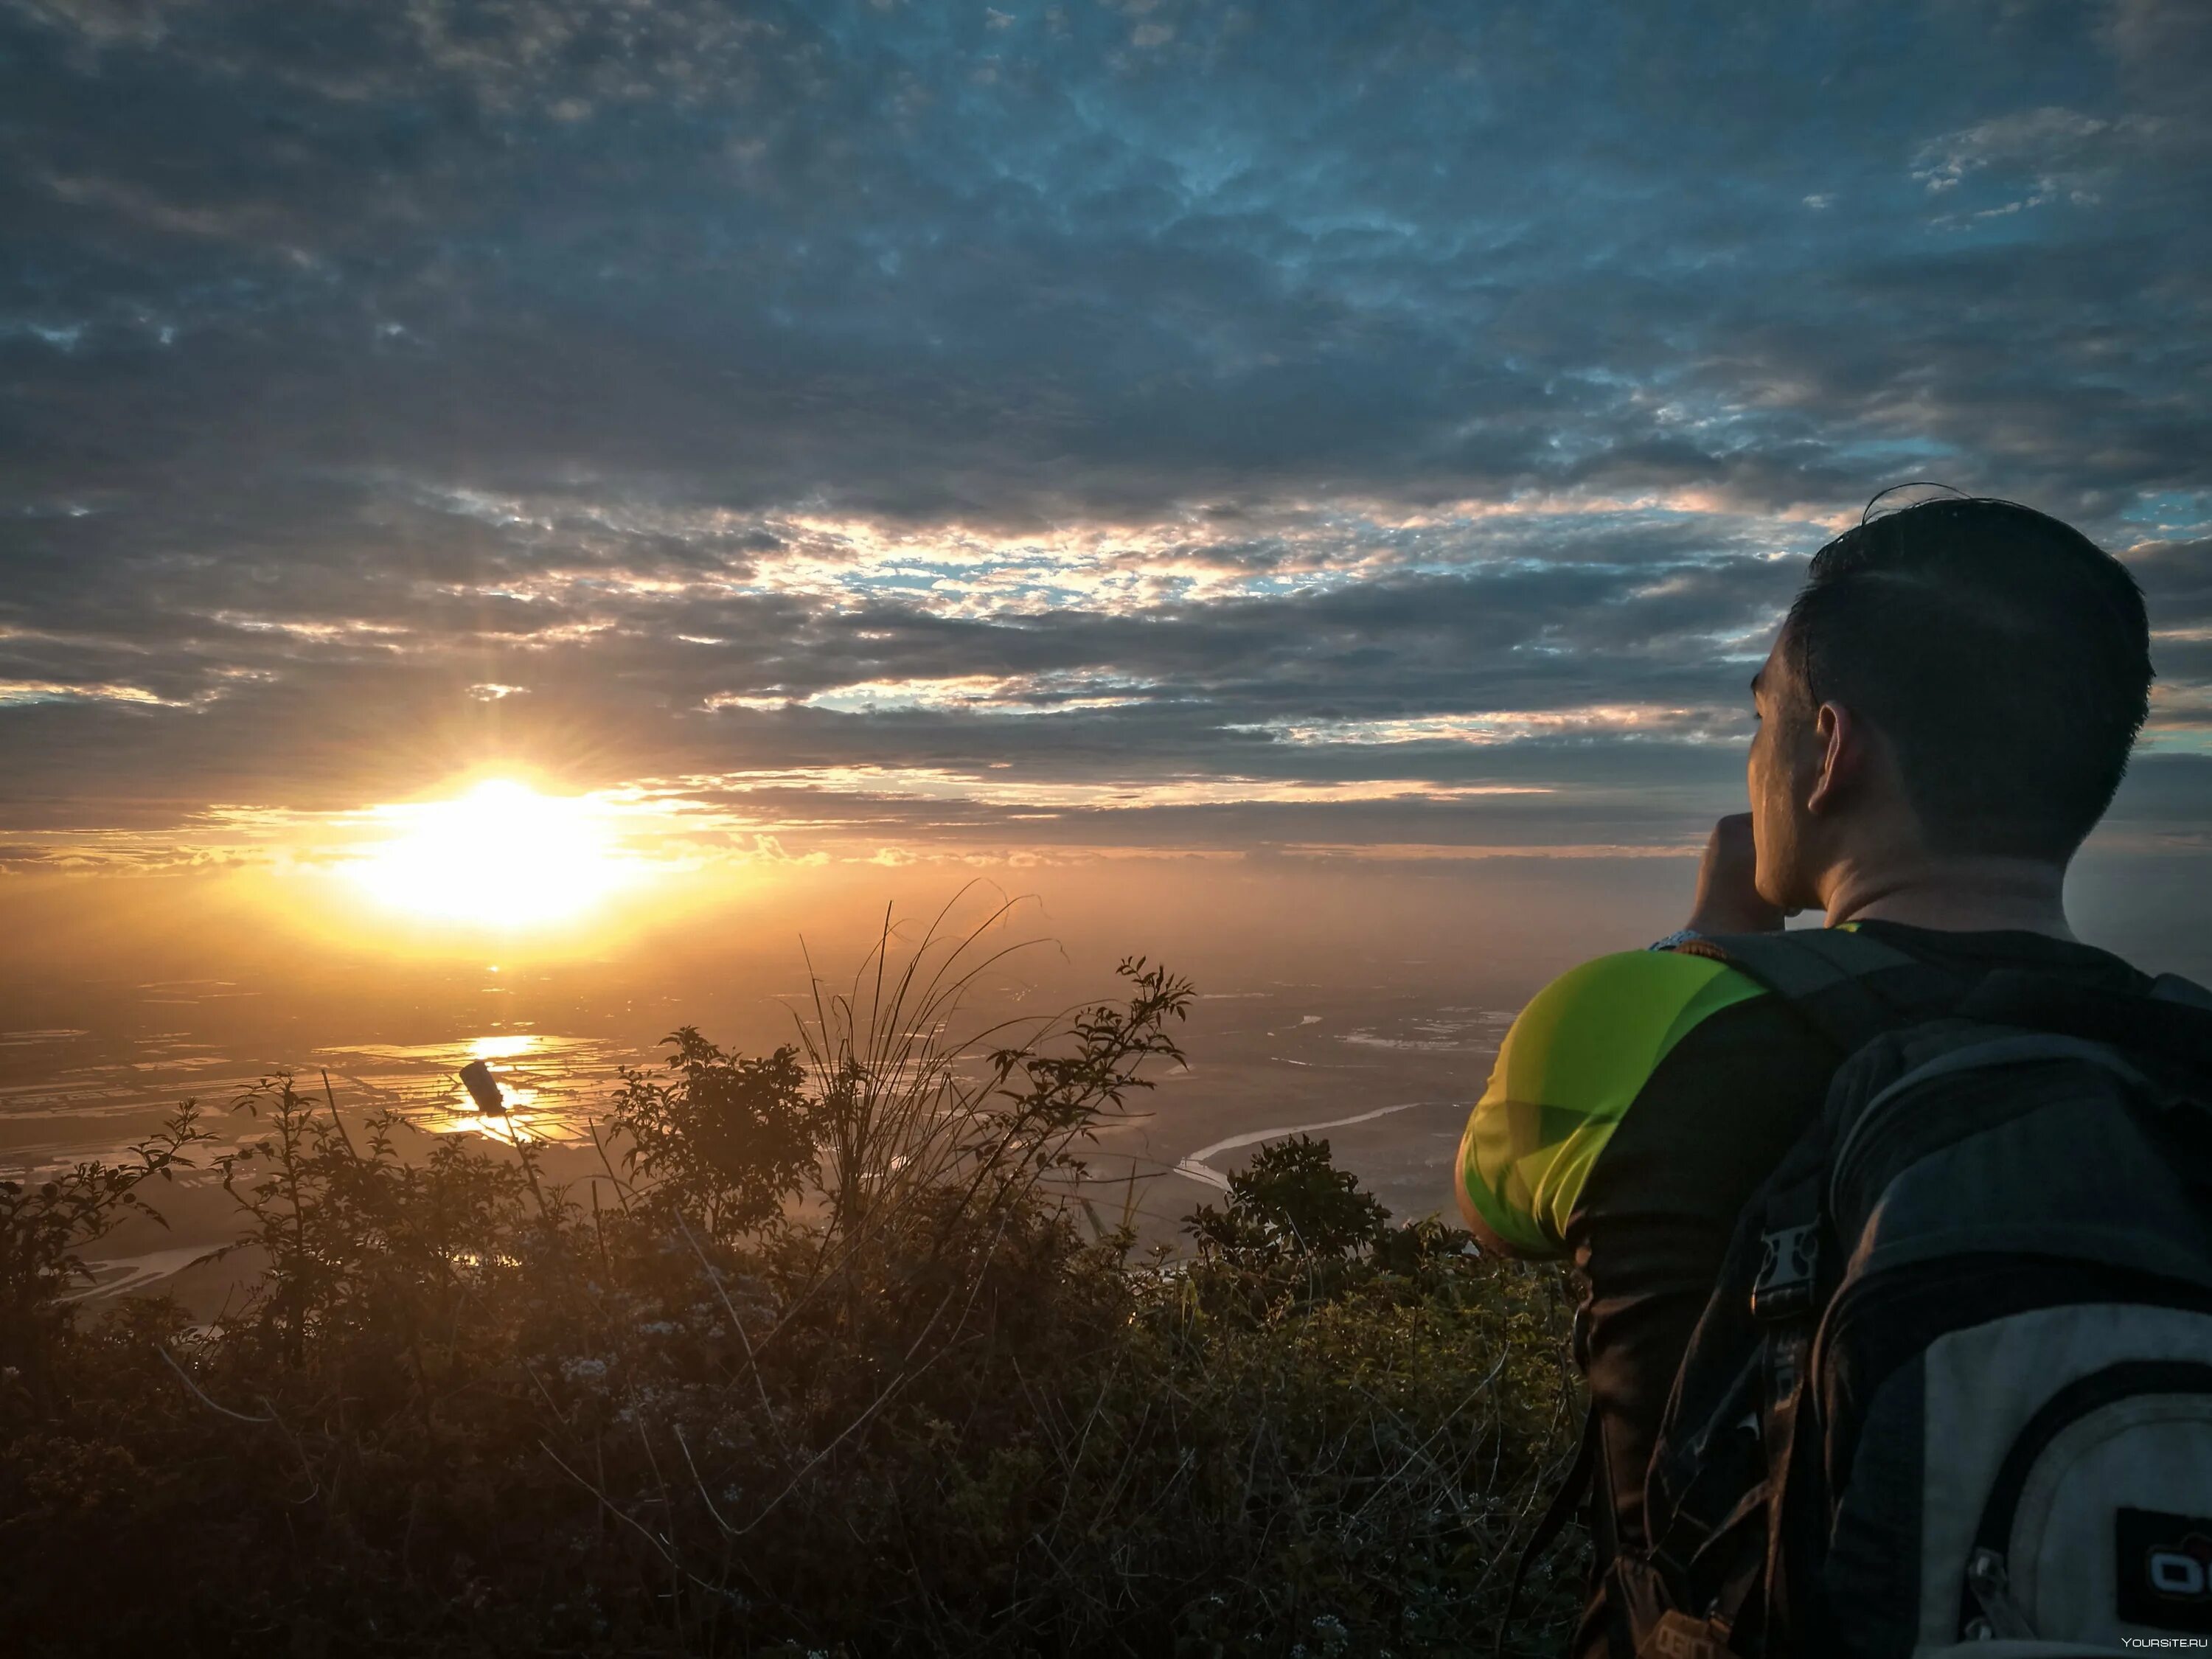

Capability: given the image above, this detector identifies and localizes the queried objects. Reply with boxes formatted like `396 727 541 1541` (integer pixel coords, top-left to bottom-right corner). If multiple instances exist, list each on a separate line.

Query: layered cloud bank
4 0 2210 872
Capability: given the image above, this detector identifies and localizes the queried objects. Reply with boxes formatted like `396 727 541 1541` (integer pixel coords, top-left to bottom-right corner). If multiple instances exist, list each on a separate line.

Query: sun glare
348 779 632 928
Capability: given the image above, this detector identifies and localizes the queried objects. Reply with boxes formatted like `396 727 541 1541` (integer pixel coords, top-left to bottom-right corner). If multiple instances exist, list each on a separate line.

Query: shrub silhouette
0 1104 204 1408
611 1034 820 1242
1186 1133 1394 1262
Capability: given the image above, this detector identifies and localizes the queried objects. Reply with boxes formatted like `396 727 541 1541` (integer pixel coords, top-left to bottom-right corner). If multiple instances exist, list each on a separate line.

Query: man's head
1747 495 2153 914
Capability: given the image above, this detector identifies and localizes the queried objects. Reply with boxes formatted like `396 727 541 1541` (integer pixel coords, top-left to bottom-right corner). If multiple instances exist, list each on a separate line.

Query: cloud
1912 105 2118 195
1 0 2208 866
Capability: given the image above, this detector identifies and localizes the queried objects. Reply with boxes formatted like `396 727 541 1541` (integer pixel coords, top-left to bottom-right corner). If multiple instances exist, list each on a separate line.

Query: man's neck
1820 855 2078 941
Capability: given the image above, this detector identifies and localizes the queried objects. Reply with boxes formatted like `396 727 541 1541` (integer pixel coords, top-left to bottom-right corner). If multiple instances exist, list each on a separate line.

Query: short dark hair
1778 495 2153 861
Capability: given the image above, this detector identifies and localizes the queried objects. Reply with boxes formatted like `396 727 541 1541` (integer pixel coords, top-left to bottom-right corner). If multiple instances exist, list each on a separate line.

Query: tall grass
0 906 1583 1658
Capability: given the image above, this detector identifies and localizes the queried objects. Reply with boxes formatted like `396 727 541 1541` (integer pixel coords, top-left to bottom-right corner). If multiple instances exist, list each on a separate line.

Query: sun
347 779 632 928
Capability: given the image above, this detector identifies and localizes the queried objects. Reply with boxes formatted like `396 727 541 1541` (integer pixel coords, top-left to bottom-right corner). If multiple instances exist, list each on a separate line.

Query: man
1453 494 2160 1657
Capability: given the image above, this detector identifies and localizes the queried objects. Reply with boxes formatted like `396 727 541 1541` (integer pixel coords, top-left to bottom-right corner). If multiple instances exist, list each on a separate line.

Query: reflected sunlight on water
340 1031 619 1147
0 1024 636 1175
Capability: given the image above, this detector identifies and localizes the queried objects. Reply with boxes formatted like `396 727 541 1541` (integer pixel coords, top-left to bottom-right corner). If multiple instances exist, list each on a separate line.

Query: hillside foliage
0 925 1583 1658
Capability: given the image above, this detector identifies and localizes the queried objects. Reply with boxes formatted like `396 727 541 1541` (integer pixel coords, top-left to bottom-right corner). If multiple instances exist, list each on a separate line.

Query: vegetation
0 912 1583 1658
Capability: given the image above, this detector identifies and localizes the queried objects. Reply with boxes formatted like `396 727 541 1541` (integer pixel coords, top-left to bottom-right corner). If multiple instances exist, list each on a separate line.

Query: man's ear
1803 701 1863 816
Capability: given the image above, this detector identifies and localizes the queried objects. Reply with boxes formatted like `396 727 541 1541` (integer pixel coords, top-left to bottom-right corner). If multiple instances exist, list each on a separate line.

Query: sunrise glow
347 780 633 928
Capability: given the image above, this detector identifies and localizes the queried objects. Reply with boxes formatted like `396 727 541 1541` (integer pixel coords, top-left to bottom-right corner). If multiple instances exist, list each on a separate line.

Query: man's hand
1686 813 1786 934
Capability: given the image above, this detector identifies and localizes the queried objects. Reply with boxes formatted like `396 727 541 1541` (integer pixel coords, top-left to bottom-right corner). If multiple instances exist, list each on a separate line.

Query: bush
0 915 1582 1658
611 1034 820 1242
0 1105 205 1409
1186 1133 1394 1263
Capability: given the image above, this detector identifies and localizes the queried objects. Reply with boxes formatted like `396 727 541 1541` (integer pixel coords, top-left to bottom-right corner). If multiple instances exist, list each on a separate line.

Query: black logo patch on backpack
2118 1507 2212 1634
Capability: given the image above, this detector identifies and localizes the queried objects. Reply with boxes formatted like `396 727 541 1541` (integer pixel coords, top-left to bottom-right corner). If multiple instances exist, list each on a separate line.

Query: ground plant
0 908 1583 1658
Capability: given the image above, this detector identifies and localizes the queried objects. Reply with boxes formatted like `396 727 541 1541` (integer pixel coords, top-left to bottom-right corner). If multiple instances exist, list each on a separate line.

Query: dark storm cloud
3 0 2210 860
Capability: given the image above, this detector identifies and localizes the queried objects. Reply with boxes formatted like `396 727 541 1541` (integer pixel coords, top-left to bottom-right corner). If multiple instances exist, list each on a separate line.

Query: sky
4 0 2211 947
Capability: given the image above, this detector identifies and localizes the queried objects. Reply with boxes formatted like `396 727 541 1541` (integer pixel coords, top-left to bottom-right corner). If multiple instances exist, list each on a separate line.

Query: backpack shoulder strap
1670 928 1954 1054
2154 973 2212 1012
1645 931 1958 1645
1955 968 2212 1074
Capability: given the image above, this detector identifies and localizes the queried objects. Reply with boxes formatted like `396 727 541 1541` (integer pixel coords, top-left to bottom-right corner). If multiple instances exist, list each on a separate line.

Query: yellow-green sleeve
1454 950 1767 1256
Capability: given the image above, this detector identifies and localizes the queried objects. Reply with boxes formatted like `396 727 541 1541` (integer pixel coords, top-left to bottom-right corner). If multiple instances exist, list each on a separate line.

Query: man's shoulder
1494 947 1770 1097
1456 948 1780 1256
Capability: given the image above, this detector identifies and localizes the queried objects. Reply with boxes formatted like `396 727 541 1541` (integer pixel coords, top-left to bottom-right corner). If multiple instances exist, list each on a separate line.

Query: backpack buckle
1751 1225 1818 1321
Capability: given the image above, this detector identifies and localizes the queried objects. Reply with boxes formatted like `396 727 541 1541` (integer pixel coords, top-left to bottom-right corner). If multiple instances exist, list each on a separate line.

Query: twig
539 1440 678 1564
156 1343 275 1425
728 1209 1011 1540
320 1070 362 1163
674 1422 740 1538
672 1212 785 1450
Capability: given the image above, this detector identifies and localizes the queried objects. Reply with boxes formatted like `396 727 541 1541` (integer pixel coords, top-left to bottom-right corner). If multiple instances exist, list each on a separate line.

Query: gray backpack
1619 928 2212 1659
